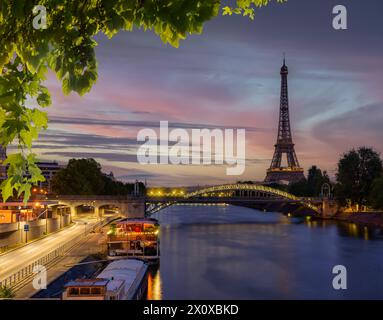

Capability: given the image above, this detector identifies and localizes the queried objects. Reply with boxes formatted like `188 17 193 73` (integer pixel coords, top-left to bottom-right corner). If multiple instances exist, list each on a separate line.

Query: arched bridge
44 184 336 219
46 195 146 219
146 183 333 216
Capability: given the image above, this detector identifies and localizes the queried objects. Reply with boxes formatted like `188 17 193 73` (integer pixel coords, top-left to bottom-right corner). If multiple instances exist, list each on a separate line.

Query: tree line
54 147 383 211
271 147 383 210
51 158 145 196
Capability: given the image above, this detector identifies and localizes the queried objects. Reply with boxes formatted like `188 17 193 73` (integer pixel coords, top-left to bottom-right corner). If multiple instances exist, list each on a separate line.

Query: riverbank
332 212 383 228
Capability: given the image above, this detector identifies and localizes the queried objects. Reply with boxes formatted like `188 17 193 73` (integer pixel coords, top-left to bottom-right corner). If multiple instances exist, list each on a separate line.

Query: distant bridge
36 184 335 219
145 184 334 216
45 195 146 218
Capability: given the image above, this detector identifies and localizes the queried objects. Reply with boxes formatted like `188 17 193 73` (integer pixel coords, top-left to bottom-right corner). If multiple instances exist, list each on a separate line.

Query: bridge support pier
94 206 100 219
321 198 338 218
51 206 58 219
70 205 77 219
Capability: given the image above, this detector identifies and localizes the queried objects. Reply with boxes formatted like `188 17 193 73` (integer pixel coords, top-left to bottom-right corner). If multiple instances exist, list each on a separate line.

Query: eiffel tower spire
264 57 305 184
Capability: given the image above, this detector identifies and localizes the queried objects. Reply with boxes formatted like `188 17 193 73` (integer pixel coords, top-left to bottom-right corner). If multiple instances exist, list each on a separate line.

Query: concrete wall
0 214 72 252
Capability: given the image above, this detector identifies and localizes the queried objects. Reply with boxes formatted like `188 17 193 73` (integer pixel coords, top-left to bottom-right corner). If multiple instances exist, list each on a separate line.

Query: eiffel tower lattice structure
264 58 305 184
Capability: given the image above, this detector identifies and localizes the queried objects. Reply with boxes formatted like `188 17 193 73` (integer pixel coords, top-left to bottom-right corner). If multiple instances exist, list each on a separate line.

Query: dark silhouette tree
51 158 143 195
369 176 383 210
287 165 331 197
335 147 382 208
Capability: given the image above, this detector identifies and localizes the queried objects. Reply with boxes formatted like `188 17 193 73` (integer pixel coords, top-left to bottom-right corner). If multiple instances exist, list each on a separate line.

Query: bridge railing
184 184 303 201
48 195 145 201
147 183 322 214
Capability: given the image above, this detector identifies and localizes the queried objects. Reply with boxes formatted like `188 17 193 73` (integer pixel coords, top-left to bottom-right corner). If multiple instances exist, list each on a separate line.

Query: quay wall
0 214 71 253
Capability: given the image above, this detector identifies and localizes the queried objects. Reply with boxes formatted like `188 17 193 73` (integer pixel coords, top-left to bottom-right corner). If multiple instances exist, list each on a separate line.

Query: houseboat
106 218 160 262
62 259 148 300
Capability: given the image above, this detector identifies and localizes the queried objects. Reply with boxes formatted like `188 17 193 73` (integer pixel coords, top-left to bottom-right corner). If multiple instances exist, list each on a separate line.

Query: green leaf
1 178 15 203
18 183 32 204
222 6 233 16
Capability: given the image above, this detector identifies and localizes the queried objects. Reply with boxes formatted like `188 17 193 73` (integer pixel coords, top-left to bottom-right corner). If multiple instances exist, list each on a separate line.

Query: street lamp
84 221 88 236
45 205 48 234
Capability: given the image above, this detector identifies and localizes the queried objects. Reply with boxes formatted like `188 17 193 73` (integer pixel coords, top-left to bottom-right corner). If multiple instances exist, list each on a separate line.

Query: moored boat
106 218 160 263
62 259 148 300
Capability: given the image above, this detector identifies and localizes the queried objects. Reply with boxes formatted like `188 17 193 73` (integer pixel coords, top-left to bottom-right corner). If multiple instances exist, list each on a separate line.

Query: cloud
311 103 383 153
20 0 383 185
41 151 138 163
48 116 267 132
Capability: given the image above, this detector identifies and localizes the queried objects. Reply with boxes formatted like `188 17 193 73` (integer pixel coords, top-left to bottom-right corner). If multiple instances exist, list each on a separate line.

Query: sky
28 0 383 186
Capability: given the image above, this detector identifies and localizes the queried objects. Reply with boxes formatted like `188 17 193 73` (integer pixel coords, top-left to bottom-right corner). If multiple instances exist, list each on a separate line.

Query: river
148 204 383 299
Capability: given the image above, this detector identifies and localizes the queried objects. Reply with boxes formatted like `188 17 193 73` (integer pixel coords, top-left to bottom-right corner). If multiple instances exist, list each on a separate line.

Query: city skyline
20 0 383 186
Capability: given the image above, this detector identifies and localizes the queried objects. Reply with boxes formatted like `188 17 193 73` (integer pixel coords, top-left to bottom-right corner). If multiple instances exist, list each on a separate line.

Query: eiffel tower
264 57 305 184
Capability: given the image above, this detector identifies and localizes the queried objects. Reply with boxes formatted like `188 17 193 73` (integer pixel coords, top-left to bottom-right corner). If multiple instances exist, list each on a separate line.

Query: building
35 161 63 192
0 145 62 192
264 58 305 184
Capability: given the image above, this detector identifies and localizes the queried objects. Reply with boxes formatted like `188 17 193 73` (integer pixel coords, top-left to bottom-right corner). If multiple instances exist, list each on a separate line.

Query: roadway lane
0 216 100 283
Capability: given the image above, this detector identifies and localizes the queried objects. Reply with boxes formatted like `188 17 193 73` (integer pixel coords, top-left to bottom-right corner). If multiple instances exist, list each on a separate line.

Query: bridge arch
185 183 301 201
147 184 320 215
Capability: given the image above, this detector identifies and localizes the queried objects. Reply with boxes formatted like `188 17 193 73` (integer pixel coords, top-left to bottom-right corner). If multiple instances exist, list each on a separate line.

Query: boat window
110 243 122 249
80 287 91 295
91 287 102 295
68 287 79 296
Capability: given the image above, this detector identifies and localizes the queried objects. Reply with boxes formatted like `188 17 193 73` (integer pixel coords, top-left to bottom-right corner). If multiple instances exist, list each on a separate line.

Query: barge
62 259 148 300
106 218 160 263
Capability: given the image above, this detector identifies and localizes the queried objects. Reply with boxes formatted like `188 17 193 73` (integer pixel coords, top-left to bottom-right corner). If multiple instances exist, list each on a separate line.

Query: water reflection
147 267 162 300
148 205 383 299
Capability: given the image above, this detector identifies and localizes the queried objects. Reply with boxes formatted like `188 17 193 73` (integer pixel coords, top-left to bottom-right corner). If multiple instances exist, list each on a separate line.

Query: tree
51 158 144 195
369 176 383 210
307 165 331 196
287 165 331 197
288 179 309 197
51 158 106 195
0 0 286 202
335 147 383 207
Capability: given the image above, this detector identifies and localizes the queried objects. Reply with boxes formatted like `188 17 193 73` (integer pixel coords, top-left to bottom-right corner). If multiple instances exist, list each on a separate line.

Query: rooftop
64 279 109 288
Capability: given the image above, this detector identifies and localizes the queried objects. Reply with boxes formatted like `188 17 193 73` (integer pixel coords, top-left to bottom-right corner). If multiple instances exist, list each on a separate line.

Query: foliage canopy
51 158 145 195
335 147 382 207
369 176 383 210
288 166 331 197
0 0 285 202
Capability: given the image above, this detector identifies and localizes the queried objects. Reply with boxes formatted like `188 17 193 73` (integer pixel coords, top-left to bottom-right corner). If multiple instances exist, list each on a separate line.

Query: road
0 216 100 283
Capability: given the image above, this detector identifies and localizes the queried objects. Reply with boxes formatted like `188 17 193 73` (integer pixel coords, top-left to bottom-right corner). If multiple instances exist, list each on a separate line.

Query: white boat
62 259 148 300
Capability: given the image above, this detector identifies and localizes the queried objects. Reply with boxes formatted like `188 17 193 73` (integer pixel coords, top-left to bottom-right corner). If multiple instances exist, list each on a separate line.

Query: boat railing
108 235 157 242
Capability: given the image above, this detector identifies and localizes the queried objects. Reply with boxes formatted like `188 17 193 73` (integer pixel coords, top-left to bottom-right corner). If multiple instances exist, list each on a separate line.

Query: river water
148 204 383 300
